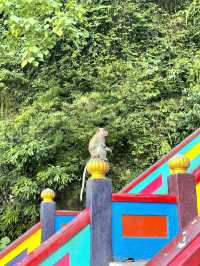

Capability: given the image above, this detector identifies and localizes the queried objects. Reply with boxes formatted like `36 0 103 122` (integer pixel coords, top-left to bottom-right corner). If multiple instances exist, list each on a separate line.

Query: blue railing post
40 188 56 242
86 159 112 266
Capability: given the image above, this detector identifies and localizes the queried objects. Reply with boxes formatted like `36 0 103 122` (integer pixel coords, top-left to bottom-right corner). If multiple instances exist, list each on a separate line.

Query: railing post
40 188 56 242
168 155 197 230
86 159 112 266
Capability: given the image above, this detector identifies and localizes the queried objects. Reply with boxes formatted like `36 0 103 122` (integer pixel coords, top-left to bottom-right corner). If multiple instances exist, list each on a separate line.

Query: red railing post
168 155 197 230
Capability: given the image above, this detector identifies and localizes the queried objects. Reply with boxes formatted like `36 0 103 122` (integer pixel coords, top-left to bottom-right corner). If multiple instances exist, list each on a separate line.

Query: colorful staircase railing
121 129 200 195
112 194 179 260
0 130 199 266
19 209 91 266
0 223 41 266
146 216 200 266
0 196 82 266
55 210 79 232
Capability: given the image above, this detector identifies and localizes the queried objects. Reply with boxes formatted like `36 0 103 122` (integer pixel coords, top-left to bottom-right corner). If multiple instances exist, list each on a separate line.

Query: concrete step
109 260 147 266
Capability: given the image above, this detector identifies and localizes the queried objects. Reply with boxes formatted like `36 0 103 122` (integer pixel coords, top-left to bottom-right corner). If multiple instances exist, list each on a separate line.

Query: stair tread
110 260 147 266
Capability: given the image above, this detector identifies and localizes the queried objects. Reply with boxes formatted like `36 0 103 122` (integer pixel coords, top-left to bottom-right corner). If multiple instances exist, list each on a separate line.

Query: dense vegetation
0 0 199 240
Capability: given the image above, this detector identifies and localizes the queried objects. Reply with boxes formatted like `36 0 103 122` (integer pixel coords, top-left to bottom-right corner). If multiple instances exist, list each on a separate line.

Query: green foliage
0 0 87 67
0 237 10 251
0 0 199 240
156 0 190 12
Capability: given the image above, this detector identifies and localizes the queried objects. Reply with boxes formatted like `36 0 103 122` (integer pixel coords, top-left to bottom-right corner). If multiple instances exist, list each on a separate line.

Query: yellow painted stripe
0 229 41 266
185 143 200 161
27 229 41 253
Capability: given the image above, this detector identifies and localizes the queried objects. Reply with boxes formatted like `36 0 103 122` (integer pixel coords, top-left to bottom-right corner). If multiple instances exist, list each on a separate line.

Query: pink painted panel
140 174 162 194
54 254 70 266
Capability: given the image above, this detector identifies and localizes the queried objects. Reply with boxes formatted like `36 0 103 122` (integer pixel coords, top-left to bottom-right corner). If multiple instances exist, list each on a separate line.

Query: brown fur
88 128 111 161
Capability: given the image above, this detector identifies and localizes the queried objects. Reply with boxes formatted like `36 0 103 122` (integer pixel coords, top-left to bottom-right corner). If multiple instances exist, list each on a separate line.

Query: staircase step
110 261 147 266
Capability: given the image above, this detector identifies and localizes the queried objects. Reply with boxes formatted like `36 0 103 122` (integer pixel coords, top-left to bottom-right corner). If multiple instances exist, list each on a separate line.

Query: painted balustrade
112 155 198 261
17 158 111 266
0 190 81 266
40 189 79 238
142 155 199 265
146 216 200 266
112 194 179 260
168 155 197 230
55 210 80 232
121 129 200 195
40 188 56 242
0 223 42 266
18 209 91 266
85 159 112 266
0 130 199 266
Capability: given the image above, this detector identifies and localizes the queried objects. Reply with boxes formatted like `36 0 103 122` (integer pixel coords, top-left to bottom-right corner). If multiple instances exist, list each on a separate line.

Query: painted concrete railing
18 209 91 266
121 129 200 195
55 211 79 232
112 194 179 260
0 223 41 266
146 216 200 266
0 211 79 266
0 130 199 266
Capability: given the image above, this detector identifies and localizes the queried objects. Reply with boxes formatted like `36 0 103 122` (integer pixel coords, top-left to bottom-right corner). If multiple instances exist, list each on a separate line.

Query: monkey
88 128 111 161
80 128 111 201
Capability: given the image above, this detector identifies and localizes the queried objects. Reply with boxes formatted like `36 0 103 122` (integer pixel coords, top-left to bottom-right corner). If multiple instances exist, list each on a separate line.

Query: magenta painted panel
140 174 162 194
54 254 70 266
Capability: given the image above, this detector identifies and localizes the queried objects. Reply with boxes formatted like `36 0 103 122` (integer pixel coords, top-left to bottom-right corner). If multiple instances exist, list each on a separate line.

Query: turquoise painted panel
130 163 169 194
39 225 90 266
55 215 76 232
155 164 170 194
189 155 200 172
112 201 179 260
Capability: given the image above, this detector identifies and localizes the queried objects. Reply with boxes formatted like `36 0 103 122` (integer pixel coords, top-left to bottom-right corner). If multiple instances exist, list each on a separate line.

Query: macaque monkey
88 128 111 161
80 128 111 201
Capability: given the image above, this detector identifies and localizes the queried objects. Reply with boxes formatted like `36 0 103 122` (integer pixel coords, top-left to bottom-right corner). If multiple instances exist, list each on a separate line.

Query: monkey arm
105 147 112 152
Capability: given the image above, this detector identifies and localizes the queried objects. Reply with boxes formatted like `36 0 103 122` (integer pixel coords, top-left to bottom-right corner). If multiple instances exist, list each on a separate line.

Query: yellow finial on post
168 155 190 174
86 159 110 179
41 188 55 202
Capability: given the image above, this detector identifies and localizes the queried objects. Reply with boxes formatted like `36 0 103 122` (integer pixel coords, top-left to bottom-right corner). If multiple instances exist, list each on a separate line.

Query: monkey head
97 128 108 137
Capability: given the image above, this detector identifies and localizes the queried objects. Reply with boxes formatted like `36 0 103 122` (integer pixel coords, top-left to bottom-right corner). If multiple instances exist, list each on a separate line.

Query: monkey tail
80 166 87 201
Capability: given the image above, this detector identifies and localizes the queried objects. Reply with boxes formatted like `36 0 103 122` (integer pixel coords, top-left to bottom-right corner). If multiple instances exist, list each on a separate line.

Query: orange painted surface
122 215 168 238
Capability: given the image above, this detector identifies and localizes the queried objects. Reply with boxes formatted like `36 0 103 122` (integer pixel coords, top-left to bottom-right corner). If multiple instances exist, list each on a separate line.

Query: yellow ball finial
41 188 55 202
168 155 190 174
86 159 110 179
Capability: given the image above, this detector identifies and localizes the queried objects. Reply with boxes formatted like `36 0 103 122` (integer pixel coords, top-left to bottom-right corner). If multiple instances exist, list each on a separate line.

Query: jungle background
0 0 199 243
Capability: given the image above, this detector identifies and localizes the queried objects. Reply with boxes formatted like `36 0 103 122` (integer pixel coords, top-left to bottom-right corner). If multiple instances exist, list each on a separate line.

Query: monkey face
98 128 108 136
